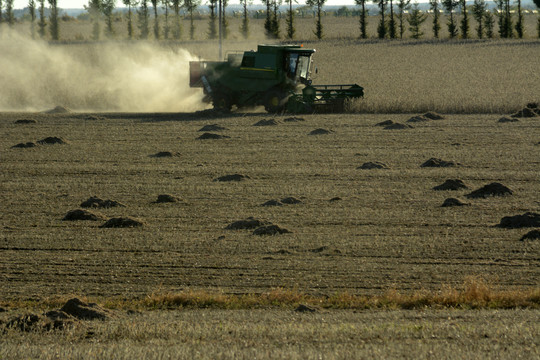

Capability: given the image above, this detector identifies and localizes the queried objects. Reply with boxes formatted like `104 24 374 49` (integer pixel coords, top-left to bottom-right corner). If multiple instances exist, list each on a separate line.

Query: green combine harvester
189 44 364 113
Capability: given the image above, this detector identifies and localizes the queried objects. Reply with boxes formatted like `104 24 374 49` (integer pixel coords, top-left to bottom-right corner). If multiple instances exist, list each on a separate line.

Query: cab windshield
286 53 312 84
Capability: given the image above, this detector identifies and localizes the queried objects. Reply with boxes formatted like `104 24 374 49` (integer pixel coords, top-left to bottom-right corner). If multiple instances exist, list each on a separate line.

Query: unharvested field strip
1 112 539 301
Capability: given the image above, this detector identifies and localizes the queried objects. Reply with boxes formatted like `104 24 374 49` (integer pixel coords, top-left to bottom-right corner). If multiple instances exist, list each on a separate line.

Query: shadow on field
94 110 268 123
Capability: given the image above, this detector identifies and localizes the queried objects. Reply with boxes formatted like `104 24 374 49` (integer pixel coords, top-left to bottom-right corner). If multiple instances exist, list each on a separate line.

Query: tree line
0 0 539 40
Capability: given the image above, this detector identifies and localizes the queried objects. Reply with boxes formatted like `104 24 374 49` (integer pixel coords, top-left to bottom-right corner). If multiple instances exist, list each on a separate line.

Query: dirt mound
498 212 540 229
384 123 413 130
433 179 468 191
421 158 457 167
84 115 106 121
155 194 181 203
100 217 144 228
498 116 519 123
441 198 469 207
262 200 283 206
80 196 126 208
526 102 539 109
309 128 333 135
283 116 305 122
44 105 71 114
407 115 429 122
253 224 291 235
11 142 37 148
511 107 539 118
62 209 107 221
357 161 389 170
423 111 445 120
150 151 179 157
198 124 227 132
197 132 230 140
226 217 269 230
466 182 513 199
281 197 302 204
329 197 342 201
375 120 394 126
60 298 113 320
520 229 540 241
37 136 69 145
6 311 78 332
14 119 37 124
254 119 279 126
214 174 250 182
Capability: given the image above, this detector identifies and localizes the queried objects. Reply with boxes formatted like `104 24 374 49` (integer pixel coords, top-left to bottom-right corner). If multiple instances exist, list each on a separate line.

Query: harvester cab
189 44 363 113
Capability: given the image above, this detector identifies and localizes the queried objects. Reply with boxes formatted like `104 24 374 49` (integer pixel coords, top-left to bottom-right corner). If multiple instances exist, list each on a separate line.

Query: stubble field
0 30 539 357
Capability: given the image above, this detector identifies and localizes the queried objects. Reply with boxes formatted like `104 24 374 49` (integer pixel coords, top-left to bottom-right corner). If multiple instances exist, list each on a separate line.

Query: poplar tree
123 0 136 39
396 0 411 39
472 0 486 39
163 0 170 39
355 0 368 39
208 0 217 39
459 0 468 39
138 0 150 39
388 0 396 38
285 0 295 39
185 0 200 40
222 0 229 39
48 0 59 40
151 0 159 39
407 2 427 38
6 0 14 25
307 0 327 39
484 9 494 38
172 0 181 39
535 0 540 38
38 0 46 38
429 0 441 38
515 0 523 38
442 0 459 38
102 0 115 37
373 0 387 39
240 0 250 39
29 0 37 38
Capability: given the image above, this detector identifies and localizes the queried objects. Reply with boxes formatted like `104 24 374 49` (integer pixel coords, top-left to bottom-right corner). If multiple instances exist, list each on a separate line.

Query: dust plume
0 30 205 112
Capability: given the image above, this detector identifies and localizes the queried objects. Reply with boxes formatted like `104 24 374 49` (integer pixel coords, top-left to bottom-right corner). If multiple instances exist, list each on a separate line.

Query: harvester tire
213 92 232 112
264 90 288 113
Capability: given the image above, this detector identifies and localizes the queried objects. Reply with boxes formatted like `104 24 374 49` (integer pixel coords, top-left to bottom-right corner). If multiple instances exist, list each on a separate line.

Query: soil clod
498 212 540 229
498 116 519 123
253 224 291 236
60 298 113 320
294 304 317 313
520 229 540 241
214 174 250 182
466 182 513 199
309 128 333 135
407 115 429 122
421 158 457 167
81 196 126 208
262 200 283 206
63 209 107 221
441 198 469 207
329 197 342 201
226 217 269 230
358 161 389 170
100 217 145 228
281 197 302 204
155 194 181 203
44 105 70 114
511 107 539 118
37 136 68 145
197 132 230 140
14 119 37 124
283 116 305 122
384 123 414 130
198 124 227 132
254 119 279 126
423 111 444 120
433 179 468 191
11 142 37 148
150 151 179 157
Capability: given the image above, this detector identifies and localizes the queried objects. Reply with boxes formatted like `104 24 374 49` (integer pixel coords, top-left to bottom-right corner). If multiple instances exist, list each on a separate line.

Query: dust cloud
0 29 205 112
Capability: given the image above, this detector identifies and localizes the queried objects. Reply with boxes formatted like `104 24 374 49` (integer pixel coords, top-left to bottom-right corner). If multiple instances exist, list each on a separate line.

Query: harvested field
1 111 538 301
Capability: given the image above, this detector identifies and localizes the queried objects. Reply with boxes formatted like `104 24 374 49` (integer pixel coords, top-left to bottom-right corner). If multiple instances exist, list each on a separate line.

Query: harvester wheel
212 92 232 112
264 90 288 113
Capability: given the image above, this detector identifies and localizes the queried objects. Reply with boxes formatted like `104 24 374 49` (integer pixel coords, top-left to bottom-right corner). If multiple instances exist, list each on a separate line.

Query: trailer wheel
264 90 288 113
212 92 232 112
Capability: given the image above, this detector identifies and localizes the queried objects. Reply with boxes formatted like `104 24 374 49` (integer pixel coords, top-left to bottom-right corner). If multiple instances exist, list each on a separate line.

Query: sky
12 0 360 10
